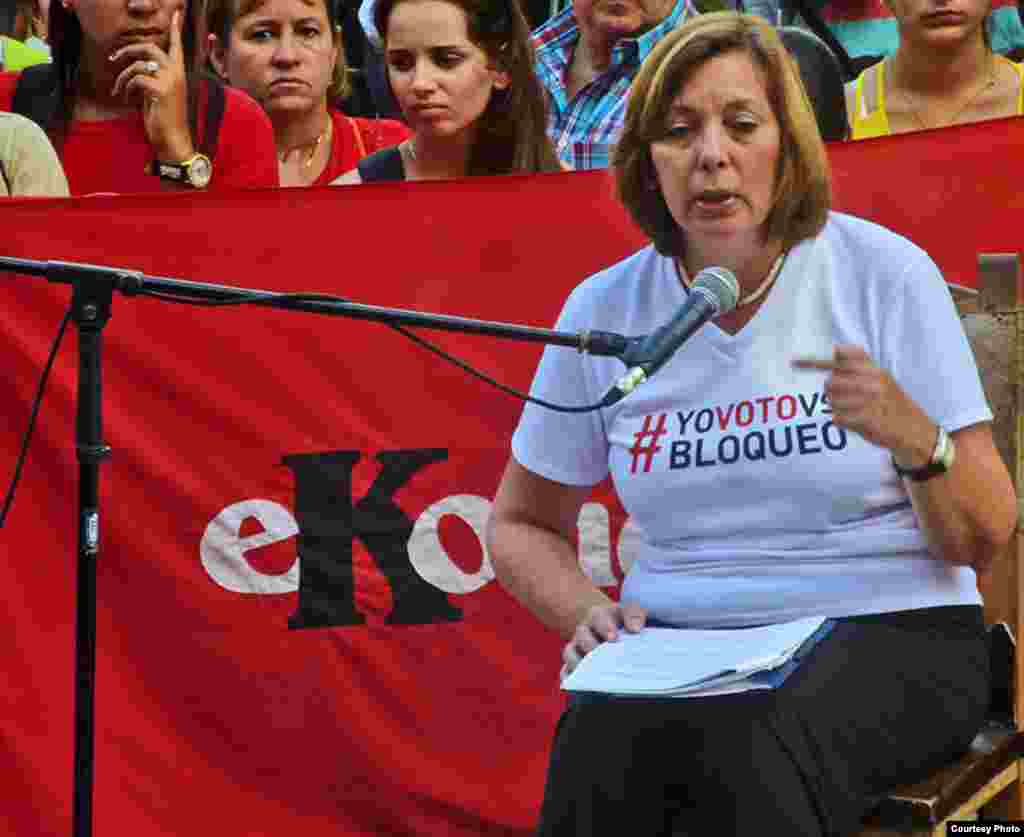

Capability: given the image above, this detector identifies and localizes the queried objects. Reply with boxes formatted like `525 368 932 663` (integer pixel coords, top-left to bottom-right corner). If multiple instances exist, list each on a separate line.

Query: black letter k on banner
282 449 463 629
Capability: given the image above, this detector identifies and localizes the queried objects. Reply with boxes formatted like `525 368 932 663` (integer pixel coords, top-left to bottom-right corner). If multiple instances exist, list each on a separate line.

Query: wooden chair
858 253 1024 836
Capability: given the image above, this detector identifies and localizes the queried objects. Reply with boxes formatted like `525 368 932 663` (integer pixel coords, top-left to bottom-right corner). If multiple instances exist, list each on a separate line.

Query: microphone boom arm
0 257 633 358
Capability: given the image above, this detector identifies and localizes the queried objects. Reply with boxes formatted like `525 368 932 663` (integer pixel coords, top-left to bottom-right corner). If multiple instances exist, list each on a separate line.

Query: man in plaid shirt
532 0 698 170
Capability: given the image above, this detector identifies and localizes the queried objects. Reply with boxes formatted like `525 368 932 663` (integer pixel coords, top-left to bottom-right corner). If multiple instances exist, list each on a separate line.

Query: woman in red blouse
206 0 410 186
0 0 279 195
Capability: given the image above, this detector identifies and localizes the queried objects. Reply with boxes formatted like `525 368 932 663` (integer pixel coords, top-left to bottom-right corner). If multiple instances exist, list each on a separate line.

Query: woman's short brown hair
614 12 831 257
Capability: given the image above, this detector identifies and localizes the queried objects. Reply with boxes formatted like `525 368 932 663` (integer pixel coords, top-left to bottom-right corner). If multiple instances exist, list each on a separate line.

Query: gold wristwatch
151 153 213 189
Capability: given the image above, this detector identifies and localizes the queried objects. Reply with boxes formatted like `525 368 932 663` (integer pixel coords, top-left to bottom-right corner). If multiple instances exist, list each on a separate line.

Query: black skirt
537 605 989 837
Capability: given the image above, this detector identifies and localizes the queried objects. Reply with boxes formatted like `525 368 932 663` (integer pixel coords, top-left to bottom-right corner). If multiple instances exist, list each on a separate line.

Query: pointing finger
792 357 837 371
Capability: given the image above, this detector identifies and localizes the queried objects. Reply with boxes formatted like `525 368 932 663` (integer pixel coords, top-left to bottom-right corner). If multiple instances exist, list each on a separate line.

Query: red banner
0 116 1021 837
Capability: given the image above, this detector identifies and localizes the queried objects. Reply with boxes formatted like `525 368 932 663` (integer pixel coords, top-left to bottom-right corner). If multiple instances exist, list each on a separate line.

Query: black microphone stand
0 256 633 837
69 270 113 837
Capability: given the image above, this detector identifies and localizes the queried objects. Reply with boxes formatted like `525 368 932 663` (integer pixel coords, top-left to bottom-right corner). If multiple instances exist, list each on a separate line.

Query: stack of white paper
560 615 829 698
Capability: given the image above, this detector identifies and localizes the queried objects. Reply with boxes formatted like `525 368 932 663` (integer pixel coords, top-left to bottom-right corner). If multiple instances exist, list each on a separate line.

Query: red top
314 108 409 186
0 73 279 195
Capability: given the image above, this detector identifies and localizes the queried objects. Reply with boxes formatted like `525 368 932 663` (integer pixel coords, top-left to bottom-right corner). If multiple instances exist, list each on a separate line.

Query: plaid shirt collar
533 0 693 84
532 0 695 169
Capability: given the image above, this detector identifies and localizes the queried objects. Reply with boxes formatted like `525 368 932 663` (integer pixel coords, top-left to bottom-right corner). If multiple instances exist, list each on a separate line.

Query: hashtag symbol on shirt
628 413 668 474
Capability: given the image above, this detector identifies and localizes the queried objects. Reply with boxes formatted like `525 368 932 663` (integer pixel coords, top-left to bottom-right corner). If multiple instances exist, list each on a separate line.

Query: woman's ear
207 33 228 79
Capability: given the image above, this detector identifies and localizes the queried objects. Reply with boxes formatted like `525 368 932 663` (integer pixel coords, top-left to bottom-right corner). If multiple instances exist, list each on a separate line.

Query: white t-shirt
512 212 990 627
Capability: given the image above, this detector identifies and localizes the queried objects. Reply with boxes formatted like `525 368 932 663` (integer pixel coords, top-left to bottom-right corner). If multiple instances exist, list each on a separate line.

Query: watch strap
150 153 211 188
151 158 188 181
892 426 955 482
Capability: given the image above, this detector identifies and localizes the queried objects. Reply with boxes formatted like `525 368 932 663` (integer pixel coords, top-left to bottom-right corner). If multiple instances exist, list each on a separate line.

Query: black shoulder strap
784 0 857 81
198 75 226 159
356 146 405 182
11 63 60 131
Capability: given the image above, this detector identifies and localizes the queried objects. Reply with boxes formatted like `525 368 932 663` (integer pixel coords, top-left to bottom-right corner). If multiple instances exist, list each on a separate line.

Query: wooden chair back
860 253 1024 835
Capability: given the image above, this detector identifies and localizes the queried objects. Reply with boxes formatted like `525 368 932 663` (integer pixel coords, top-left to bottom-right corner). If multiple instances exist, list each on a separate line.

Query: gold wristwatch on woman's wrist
150 153 213 189
892 426 956 482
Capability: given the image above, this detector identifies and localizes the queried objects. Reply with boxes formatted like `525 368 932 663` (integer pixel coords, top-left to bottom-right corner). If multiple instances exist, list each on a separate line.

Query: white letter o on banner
407 495 495 594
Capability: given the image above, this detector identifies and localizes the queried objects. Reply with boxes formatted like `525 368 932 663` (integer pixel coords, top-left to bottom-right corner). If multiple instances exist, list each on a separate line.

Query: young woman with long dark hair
333 0 561 182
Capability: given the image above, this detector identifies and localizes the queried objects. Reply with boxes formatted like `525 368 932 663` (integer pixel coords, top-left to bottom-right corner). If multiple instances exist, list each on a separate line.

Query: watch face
188 156 213 188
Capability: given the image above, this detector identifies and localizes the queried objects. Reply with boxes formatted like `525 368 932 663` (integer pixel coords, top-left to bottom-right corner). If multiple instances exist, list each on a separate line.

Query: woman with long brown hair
333 0 561 182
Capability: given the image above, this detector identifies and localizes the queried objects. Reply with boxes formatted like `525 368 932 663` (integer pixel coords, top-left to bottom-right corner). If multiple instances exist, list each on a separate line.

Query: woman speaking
487 12 1016 836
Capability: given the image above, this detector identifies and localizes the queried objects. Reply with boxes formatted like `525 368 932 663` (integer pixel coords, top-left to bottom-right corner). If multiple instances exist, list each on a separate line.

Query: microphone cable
0 307 72 528
0 288 610 525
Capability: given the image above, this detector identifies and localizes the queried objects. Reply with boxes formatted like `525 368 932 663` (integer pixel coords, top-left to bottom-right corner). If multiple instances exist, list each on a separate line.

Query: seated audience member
0 0 279 195
206 0 409 185
355 0 552 119
333 0 561 183
0 0 51 69
487 12 1016 836
0 110 68 193
820 0 1023 66
845 0 1023 137
531 0 698 169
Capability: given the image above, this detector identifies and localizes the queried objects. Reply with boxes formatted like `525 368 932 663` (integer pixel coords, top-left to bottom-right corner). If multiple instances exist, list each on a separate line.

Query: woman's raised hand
793 343 936 464
561 602 647 679
110 8 194 162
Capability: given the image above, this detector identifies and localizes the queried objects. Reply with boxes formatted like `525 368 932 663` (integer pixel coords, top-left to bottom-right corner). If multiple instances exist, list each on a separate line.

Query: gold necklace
892 56 998 131
279 114 332 168
676 252 786 308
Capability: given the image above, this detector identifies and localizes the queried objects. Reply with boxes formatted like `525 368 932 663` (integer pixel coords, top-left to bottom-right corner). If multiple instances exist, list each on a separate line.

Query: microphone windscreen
692 267 740 315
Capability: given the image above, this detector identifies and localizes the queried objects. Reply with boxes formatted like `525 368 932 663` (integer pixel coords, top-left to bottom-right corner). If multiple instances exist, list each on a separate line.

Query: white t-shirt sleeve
879 243 992 433
511 285 611 487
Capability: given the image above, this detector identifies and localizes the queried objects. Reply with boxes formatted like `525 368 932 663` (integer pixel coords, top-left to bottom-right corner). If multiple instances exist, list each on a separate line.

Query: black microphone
600 266 739 407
